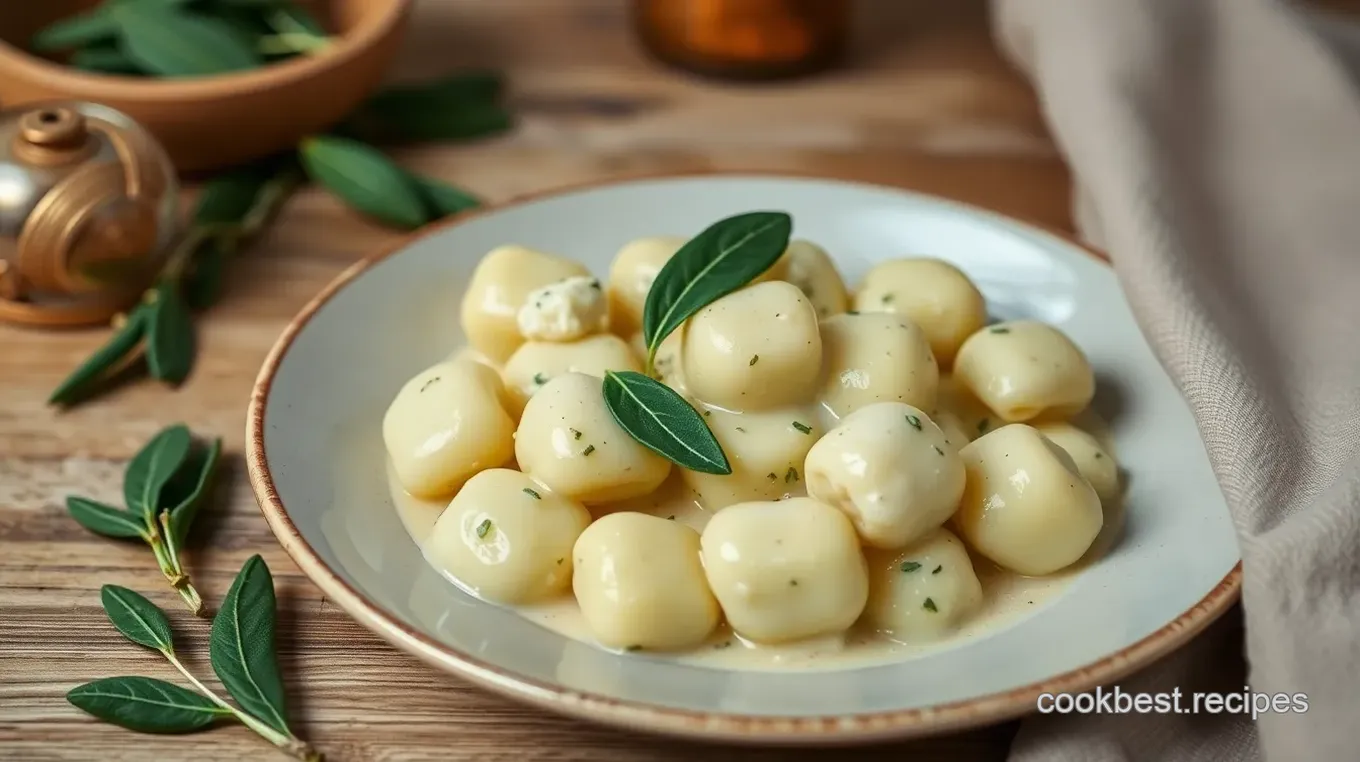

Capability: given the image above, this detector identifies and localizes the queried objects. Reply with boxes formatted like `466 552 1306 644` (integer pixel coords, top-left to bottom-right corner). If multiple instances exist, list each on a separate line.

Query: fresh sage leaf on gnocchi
640 211 792 372
602 370 731 475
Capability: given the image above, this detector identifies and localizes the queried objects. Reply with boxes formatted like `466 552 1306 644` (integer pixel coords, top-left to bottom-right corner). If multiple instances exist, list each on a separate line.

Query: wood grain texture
0 0 1070 759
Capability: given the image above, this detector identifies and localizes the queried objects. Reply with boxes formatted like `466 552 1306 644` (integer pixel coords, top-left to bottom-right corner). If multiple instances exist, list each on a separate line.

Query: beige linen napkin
992 0 1360 759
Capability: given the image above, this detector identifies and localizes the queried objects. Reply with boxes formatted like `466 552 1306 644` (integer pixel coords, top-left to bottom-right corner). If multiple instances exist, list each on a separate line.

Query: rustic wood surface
0 0 1073 759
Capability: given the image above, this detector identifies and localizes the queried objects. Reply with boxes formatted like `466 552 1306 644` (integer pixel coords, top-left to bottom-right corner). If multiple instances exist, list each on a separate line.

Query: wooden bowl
0 0 412 172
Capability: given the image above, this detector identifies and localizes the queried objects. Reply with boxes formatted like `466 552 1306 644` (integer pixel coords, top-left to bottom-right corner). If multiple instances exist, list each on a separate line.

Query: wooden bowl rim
246 168 1243 745
0 0 413 102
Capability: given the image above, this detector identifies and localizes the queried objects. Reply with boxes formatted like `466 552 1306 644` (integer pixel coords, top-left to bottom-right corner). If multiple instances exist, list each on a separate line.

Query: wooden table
0 1 1071 759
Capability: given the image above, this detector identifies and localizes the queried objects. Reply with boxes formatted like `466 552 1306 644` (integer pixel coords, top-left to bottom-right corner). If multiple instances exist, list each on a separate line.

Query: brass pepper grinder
633 0 852 81
0 101 179 328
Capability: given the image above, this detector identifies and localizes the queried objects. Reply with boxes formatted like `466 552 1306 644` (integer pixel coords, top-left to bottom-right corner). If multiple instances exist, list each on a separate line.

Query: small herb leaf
405 173 482 220
299 136 428 229
900 561 922 573
66 497 146 539
146 283 195 385
112 5 264 77
101 585 175 652
166 438 224 547
48 308 149 407
31 9 118 52
124 424 193 520
602 371 730 475
67 677 227 734
350 72 511 144
641 211 792 368
71 45 146 75
210 555 290 736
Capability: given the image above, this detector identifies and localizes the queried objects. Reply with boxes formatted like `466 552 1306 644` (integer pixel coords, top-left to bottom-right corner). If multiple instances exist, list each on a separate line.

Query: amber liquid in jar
634 0 851 81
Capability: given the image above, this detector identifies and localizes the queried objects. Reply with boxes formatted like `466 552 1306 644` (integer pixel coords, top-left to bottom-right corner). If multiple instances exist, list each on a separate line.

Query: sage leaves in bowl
31 0 333 78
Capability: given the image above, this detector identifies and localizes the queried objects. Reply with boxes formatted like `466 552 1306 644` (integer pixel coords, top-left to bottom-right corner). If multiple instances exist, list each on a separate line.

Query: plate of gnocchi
247 173 1240 743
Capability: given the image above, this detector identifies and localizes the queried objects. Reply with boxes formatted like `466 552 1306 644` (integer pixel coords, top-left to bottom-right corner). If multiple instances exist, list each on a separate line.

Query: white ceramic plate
248 174 1240 744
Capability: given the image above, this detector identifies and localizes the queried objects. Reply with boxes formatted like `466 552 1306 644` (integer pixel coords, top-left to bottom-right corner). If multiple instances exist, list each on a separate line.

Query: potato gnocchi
385 227 1121 665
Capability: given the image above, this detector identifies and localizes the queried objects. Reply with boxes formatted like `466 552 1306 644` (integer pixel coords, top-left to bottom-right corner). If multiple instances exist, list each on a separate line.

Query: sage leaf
166 438 223 546
184 245 227 310
406 174 482 219
186 159 298 309
112 5 263 77
367 71 505 113
101 585 175 652
193 164 275 224
70 45 147 75
67 677 226 734
602 371 730 475
352 72 511 144
66 497 146 540
264 4 328 37
353 105 513 145
31 9 118 52
124 424 193 520
210 555 290 735
146 283 195 385
641 211 792 368
49 307 149 407
299 136 428 229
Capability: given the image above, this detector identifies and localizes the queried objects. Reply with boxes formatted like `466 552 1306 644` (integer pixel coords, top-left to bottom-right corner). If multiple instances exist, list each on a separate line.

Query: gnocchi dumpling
681 281 822 410
818 312 939 420
426 469 591 604
501 334 642 418
804 402 965 549
953 424 1103 575
383 360 515 499
516 275 607 342
863 527 983 642
700 498 869 644
853 258 986 367
606 236 685 338
514 372 671 505
680 405 821 511
572 512 720 650
953 321 1095 423
461 245 591 362
780 240 849 319
1035 423 1120 504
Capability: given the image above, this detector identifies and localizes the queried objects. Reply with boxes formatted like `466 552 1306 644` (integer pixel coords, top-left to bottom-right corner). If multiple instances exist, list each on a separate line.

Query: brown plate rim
245 169 1243 745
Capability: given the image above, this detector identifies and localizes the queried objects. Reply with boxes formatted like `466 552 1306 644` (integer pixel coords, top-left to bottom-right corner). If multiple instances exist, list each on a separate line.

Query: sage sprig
603 371 731 474
64 424 222 616
640 211 792 373
68 564 323 760
297 135 491 229
47 160 302 408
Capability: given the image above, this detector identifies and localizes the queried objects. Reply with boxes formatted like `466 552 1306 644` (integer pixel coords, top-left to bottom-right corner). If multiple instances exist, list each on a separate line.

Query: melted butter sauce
378 345 1121 672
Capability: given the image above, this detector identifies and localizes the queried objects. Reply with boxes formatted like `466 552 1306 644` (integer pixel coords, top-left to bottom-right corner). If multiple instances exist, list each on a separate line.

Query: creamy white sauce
385 452 1104 671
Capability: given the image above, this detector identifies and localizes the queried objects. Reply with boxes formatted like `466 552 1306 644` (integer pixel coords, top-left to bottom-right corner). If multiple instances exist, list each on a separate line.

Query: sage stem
163 651 322 761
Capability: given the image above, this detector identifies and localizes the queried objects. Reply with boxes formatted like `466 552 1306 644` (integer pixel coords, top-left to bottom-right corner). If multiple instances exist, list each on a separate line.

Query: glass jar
633 0 852 81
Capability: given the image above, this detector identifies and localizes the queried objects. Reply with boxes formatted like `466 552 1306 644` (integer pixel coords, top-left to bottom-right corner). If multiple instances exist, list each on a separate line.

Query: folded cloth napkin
992 0 1360 759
